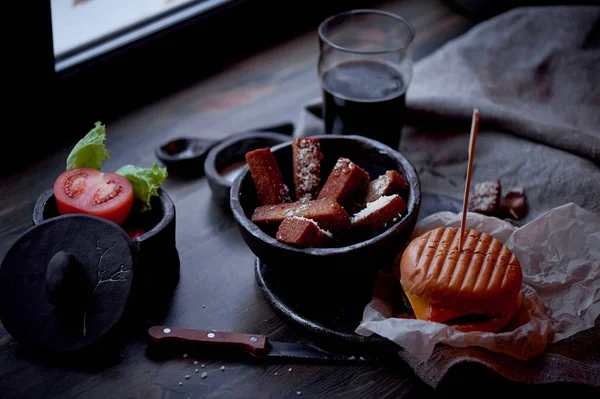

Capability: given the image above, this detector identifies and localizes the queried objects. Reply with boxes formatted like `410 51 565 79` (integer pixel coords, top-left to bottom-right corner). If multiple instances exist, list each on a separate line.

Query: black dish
230 135 421 286
34 188 176 257
204 132 292 210
255 258 397 354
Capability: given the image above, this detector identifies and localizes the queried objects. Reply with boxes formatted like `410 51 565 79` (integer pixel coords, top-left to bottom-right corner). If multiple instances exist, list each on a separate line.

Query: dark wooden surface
0 0 517 397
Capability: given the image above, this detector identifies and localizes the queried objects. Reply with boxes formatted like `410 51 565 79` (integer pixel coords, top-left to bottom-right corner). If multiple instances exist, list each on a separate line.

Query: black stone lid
0 214 135 353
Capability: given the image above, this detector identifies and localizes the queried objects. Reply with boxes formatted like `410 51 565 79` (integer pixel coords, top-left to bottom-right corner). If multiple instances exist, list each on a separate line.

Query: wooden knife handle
148 326 269 357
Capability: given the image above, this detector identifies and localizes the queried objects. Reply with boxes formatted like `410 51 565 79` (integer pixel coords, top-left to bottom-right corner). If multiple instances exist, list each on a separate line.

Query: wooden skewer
458 108 480 250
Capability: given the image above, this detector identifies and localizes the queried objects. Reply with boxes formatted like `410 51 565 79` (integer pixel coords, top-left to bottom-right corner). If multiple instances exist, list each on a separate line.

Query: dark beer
321 60 407 149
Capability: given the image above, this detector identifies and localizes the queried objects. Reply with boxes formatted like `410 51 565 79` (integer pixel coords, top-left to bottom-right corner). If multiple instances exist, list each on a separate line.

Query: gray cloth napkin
293 5 600 388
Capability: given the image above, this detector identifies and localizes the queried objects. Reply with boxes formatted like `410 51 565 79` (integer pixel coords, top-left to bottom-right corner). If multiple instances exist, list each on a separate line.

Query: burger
398 226 523 333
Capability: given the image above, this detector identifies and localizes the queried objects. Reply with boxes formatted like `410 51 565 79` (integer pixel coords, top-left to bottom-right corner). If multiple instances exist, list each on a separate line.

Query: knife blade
147 326 378 364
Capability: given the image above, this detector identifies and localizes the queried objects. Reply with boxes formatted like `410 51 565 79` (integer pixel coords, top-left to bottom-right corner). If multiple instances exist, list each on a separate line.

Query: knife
147 326 380 364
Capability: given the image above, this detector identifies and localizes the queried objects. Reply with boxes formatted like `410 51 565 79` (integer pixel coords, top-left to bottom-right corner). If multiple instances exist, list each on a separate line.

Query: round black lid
0 214 135 353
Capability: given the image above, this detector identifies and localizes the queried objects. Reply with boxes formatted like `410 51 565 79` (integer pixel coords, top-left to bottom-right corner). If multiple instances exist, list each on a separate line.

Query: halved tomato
54 168 134 225
126 228 145 240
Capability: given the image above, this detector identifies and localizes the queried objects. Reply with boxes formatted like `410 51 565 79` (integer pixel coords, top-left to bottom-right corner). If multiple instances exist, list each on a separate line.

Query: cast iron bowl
33 188 176 253
230 135 421 282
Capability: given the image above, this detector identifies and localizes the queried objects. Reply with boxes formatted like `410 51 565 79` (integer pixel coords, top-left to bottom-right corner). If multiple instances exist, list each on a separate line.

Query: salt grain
295 139 321 200
372 176 387 195
179 382 183 386
201 364 205 368
221 366 225 371
279 185 291 202
201 372 208 379
351 195 397 223
290 216 333 237
274 372 278 376
195 369 199 373
471 181 499 211
284 203 309 218
474 181 498 196
194 361 198 365
185 375 190 380
183 353 188 358
288 368 292 372
297 391 302 395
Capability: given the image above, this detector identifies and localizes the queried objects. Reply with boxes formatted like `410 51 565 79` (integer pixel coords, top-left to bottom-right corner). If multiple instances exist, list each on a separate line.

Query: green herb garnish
66 121 110 170
116 163 168 212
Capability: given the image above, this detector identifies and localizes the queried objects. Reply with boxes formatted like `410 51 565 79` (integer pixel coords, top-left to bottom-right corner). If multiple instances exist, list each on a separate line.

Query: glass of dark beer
318 10 415 149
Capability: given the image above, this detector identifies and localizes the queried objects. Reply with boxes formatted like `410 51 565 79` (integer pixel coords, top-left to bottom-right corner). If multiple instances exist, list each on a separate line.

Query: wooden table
1 1 541 397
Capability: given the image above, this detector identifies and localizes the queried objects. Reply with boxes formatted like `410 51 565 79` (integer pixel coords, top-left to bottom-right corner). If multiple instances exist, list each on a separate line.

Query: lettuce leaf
66 121 111 170
115 163 168 211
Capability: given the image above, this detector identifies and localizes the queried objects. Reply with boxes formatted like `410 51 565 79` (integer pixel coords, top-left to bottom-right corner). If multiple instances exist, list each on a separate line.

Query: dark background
3 0 598 174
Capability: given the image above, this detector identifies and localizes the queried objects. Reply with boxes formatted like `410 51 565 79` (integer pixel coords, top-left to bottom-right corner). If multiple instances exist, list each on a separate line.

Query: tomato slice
54 168 134 225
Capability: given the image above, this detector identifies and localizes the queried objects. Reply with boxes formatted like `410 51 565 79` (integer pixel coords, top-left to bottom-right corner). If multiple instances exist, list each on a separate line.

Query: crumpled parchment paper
355 203 600 362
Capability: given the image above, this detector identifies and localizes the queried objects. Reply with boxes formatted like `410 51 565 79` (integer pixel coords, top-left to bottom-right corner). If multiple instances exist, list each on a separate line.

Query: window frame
54 0 241 73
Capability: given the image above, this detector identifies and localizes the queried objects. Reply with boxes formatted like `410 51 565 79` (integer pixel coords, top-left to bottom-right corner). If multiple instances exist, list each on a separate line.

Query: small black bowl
230 135 421 290
205 132 291 210
33 188 175 248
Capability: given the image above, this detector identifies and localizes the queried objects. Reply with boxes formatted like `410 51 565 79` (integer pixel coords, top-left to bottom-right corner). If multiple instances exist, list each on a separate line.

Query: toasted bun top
400 227 523 315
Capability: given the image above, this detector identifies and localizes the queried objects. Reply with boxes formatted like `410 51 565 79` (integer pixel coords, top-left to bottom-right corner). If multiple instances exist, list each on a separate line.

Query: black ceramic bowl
205 132 292 210
34 188 175 249
230 135 421 279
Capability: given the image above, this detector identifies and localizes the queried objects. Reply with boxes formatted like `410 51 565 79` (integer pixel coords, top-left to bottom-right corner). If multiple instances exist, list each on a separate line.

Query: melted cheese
403 291 431 320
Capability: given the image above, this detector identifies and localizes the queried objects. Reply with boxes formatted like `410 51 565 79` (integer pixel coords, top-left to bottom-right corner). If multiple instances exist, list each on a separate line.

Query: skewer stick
458 109 480 250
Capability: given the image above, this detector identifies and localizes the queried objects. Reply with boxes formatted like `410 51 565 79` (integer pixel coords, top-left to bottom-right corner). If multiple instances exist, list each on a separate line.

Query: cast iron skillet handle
148 326 269 358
